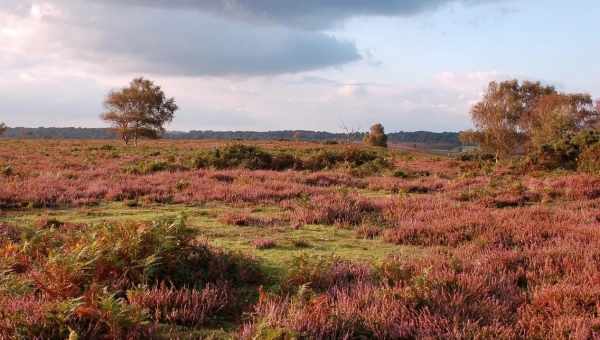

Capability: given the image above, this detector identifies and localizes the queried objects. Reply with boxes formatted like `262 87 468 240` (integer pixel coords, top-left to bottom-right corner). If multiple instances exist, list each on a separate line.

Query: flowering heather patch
0 140 391 209
290 193 383 227
282 255 374 293
3 140 600 338
354 224 382 239
128 283 231 327
299 172 367 188
243 244 600 339
0 215 262 338
252 238 277 250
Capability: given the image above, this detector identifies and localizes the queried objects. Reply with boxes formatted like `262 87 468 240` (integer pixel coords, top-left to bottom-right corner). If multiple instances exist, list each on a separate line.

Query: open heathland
2 139 600 339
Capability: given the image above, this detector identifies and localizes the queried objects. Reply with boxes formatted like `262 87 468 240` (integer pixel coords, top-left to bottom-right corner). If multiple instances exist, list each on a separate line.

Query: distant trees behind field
0 128 461 147
0 123 6 136
462 79 600 170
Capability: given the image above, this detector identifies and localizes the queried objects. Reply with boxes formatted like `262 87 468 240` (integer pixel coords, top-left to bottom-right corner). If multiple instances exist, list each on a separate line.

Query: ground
1 139 600 339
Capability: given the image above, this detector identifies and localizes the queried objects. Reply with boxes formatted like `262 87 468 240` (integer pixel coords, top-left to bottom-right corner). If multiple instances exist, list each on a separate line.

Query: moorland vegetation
1 79 600 338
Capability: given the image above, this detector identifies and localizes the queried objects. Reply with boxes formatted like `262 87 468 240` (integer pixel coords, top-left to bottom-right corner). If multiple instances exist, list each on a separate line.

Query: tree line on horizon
2 77 599 165
0 126 461 146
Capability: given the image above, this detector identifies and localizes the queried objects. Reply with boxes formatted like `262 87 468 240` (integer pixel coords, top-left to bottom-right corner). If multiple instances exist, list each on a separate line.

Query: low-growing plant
252 238 277 250
291 239 310 248
0 215 263 338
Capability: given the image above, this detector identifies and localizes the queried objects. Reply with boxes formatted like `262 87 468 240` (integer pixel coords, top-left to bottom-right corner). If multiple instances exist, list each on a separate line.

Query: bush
282 254 373 293
208 144 274 170
458 151 495 162
364 123 388 147
578 143 600 174
252 238 277 250
529 129 600 170
190 144 390 173
125 159 185 175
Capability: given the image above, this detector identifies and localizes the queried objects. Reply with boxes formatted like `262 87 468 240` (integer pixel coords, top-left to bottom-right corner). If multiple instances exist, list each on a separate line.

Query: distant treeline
1 127 460 146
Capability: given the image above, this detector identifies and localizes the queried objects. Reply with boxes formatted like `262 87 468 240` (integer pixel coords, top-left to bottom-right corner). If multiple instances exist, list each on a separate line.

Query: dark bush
191 144 389 173
458 151 495 162
125 159 186 174
529 129 600 170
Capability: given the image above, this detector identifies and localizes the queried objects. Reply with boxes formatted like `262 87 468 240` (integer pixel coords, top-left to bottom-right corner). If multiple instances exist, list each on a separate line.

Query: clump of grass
291 239 310 248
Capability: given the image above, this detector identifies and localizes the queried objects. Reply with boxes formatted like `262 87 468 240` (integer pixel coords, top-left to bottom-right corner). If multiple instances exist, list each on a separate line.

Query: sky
1 0 599 132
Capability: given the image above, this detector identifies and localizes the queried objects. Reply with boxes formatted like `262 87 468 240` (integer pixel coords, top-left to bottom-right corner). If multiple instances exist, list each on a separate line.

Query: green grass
1 202 418 283
0 201 420 338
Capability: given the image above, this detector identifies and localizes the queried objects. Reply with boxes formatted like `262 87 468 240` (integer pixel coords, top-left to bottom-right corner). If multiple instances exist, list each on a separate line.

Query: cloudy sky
1 0 599 132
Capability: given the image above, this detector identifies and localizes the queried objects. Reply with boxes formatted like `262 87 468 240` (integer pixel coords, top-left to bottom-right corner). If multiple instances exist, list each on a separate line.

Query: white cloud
338 84 368 97
0 1 514 132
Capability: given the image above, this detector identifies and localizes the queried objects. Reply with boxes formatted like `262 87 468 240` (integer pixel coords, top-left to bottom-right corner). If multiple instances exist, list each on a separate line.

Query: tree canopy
0 123 7 136
101 78 178 145
364 123 388 147
463 80 598 160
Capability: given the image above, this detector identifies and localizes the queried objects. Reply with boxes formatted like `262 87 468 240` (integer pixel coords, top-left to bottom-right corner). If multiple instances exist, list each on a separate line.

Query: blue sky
0 0 598 132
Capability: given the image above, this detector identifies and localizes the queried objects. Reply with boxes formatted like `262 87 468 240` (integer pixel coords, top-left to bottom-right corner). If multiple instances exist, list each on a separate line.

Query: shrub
301 148 390 172
127 282 231 327
282 255 373 293
355 224 382 239
578 143 600 174
198 144 274 170
125 159 185 175
291 239 311 248
0 164 14 177
291 193 381 227
529 129 600 170
252 238 277 250
392 169 409 178
364 123 388 147
458 151 495 162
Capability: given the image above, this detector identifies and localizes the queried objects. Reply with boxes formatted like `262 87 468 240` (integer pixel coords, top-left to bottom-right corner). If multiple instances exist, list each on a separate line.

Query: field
2 139 600 339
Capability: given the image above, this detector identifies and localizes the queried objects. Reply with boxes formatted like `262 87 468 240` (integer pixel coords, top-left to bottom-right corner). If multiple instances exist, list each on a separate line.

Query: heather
0 215 262 339
2 139 600 339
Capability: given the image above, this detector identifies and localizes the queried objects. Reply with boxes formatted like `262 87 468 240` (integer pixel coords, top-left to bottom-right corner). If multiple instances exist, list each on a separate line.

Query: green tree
0 123 6 136
101 78 178 145
470 80 555 160
527 94 597 149
469 80 598 161
364 123 388 147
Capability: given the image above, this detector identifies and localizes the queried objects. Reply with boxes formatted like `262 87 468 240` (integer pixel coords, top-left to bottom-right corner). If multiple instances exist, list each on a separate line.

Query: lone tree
364 123 388 147
465 79 598 161
0 123 6 136
101 78 177 145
